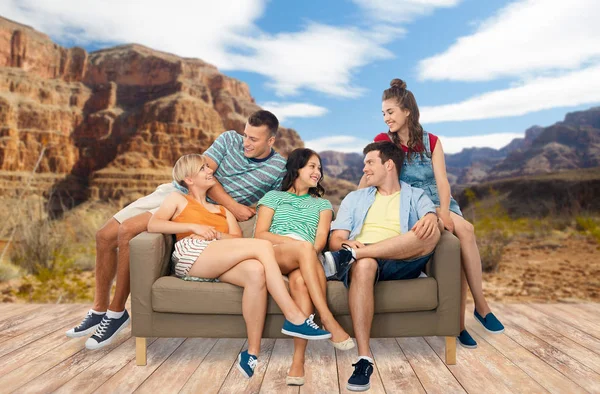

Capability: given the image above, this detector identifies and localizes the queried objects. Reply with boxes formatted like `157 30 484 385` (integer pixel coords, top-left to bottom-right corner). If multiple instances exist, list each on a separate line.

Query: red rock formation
0 16 304 205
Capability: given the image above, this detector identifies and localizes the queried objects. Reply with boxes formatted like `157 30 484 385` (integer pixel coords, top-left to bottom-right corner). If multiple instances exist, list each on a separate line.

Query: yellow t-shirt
355 191 401 244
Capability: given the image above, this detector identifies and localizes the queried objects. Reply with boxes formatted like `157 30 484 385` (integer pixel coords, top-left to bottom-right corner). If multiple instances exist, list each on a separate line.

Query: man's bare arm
204 156 256 221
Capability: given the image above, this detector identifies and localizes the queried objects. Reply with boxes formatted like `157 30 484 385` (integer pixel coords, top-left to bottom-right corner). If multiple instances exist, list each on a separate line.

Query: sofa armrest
130 231 173 336
427 230 461 333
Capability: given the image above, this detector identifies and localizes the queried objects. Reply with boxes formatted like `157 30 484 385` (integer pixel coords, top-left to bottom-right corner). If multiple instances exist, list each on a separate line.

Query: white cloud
353 0 461 23
259 102 328 122
420 64 600 123
0 0 460 99
0 0 264 68
305 136 372 153
228 24 396 97
418 0 600 81
438 133 523 154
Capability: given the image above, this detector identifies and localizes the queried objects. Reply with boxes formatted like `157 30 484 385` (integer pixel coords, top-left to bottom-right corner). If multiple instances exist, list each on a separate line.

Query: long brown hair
382 78 424 160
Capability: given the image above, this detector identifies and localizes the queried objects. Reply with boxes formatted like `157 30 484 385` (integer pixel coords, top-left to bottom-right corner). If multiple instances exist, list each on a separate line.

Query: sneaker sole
457 339 478 349
280 329 332 340
474 317 505 334
65 324 100 338
347 383 371 391
236 353 252 379
85 317 130 350
323 253 337 278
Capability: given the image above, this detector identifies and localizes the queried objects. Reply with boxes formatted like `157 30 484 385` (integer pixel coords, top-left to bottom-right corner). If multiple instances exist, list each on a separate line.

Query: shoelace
248 356 258 369
94 317 112 339
76 311 93 329
351 360 372 377
305 314 321 330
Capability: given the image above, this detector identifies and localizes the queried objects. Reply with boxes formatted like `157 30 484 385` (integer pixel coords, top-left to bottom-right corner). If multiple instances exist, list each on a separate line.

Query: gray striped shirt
204 131 286 205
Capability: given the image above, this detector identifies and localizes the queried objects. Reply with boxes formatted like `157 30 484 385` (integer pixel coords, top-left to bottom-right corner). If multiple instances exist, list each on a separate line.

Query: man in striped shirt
67 110 287 350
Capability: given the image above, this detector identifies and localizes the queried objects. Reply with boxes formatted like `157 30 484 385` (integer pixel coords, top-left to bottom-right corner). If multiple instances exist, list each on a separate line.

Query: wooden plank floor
0 303 599 393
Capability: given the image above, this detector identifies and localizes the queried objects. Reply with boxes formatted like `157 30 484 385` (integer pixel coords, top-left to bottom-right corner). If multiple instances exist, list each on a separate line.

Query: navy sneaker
85 310 130 350
66 310 105 338
474 310 505 334
237 350 258 378
281 314 332 340
323 245 356 280
457 329 477 349
347 358 374 392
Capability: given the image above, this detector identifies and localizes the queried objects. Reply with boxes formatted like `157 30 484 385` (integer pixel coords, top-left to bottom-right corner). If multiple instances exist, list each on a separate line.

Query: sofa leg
445 336 456 365
136 337 147 366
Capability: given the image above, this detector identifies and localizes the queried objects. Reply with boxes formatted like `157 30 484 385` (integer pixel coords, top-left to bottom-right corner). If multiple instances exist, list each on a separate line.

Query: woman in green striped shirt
255 148 354 386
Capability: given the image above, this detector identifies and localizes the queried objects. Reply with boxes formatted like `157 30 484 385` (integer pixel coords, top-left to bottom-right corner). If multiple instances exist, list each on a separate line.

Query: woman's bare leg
274 242 350 342
187 238 306 324
450 212 492 318
287 269 313 378
218 259 267 356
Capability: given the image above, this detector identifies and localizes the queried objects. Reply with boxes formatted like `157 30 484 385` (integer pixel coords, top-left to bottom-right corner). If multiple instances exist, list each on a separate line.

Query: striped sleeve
319 198 333 213
204 131 235 166
257 191 280 211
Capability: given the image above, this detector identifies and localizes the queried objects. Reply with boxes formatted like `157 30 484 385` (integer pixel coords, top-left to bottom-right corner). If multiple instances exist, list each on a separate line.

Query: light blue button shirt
331 181 436 240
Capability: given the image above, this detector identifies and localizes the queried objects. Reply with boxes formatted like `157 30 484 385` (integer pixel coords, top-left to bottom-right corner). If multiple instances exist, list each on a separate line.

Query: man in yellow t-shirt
325 142 443 392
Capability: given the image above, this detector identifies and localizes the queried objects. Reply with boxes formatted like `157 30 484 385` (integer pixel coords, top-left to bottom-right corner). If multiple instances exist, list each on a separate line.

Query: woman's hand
190 224 218 240
411 213 438 239
437 208 454 233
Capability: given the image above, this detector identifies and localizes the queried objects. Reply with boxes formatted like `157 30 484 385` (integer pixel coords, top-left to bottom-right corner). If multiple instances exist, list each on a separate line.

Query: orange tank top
173 195 229 241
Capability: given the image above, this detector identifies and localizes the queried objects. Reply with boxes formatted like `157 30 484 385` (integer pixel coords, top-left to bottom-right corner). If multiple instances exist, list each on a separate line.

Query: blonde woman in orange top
148 154 330 379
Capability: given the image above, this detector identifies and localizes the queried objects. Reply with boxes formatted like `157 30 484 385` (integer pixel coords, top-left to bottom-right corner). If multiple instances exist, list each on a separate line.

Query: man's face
363 150 387 187
243 123 275 159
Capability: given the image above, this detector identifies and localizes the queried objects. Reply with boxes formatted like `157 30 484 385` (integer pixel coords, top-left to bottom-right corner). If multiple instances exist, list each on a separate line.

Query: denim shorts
341 252 433 288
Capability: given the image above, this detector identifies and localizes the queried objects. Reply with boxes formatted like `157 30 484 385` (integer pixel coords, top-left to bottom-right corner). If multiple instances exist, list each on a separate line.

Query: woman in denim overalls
369 78 505 348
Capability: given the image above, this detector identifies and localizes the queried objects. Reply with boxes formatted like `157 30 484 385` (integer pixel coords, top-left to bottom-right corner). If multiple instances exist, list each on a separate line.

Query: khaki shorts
113 183 177 223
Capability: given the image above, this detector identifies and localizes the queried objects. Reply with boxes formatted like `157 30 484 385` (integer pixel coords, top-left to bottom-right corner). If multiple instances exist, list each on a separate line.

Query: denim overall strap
422 130 431 154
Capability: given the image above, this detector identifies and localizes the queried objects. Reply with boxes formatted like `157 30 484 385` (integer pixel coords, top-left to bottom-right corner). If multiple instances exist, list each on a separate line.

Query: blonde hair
172 154 207 187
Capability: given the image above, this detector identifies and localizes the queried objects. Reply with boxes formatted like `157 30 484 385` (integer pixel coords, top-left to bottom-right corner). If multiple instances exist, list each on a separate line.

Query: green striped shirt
257 191 333 244
204 131 286 205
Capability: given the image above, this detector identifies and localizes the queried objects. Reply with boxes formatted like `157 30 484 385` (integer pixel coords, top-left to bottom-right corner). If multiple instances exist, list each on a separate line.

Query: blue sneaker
281 314 332 340
66 310 105 338
347 358 374 392
237 350 258 378
85 310 130 350
474 310 505 334
323 245 356 280
457 329 477 349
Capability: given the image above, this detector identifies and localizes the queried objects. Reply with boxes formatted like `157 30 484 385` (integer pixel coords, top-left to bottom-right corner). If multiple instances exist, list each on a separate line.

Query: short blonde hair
172 154 207 187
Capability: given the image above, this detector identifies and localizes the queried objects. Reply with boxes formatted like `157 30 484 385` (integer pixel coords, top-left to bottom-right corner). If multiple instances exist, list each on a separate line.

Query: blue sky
2 0 599 153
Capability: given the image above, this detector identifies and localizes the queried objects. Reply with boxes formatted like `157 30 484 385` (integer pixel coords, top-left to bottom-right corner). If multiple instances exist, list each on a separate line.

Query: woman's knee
244 260 266 287
289 271 308 294
456 219 476 242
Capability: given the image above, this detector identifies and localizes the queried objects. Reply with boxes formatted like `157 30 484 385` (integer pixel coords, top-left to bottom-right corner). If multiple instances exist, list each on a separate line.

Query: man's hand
411 213 438 239
190 224 218 240
230 203 256 222
342 240 366 249
437 209 455 233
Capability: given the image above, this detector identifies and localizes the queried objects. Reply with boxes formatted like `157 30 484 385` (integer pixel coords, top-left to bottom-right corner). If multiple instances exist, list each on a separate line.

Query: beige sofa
130 230 461 366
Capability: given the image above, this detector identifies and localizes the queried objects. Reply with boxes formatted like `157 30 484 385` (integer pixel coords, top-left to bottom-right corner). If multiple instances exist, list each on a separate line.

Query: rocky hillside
455 167 600 218
0 16 304 207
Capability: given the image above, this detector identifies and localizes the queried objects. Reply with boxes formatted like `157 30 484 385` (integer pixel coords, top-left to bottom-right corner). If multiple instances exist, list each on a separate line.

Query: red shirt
374 132 438 153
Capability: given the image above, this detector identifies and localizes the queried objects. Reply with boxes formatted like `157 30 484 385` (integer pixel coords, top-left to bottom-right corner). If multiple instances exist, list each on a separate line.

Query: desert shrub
575 216 600 243
478 230 510 272
0 261 22 282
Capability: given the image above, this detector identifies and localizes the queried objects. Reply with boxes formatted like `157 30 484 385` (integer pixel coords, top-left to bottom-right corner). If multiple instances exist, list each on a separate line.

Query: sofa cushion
152 276 438 315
